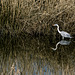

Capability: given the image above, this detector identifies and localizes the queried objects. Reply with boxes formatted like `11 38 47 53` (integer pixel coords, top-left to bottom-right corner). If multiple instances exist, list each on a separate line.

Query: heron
52 24 72 39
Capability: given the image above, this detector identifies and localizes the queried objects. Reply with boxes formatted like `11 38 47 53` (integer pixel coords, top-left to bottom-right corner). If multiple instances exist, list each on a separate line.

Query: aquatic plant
0 0 75 37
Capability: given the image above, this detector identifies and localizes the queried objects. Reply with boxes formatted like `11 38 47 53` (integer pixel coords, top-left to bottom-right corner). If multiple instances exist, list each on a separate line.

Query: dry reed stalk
0 0 75 35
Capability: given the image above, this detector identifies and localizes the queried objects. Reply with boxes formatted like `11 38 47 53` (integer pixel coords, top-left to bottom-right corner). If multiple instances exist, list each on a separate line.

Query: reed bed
0 0 75 36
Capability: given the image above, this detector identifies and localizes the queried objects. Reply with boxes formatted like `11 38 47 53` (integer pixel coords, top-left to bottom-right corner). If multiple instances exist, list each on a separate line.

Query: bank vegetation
0 0 75 36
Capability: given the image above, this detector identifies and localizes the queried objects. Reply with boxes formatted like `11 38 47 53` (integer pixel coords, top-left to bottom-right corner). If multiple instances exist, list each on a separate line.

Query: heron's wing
61 31 71 37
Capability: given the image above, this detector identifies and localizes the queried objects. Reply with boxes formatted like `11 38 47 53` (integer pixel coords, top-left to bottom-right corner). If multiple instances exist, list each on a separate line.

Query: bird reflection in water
52 40 71 50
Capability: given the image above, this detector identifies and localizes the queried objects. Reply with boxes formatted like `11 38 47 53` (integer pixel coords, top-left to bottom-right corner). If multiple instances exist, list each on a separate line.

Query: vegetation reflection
0 35 75 75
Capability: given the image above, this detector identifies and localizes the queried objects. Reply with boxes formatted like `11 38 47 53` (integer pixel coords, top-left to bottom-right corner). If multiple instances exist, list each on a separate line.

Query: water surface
0 35 75 75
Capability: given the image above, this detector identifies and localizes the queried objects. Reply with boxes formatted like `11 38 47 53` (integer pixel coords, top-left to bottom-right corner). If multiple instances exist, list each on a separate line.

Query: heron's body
53 24 72 39
60 31 72 39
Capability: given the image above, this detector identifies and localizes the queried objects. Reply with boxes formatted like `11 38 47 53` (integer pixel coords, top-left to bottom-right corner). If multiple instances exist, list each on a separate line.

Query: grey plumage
53 24 72 39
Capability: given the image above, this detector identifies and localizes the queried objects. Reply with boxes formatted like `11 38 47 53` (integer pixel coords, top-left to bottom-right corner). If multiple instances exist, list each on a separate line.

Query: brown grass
0 0 75 36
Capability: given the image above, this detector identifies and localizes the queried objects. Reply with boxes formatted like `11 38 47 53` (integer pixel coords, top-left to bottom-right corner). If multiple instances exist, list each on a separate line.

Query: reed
0 0 75 36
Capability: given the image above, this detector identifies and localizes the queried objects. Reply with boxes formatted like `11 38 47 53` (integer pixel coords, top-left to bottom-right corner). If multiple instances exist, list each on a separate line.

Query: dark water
0 35 75 75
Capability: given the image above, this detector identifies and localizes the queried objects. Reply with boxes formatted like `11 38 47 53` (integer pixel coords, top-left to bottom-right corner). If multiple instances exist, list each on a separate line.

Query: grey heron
53 24 72 39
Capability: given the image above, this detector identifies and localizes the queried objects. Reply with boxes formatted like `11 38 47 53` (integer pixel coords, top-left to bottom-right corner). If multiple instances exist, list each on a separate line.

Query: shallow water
0 35 75 75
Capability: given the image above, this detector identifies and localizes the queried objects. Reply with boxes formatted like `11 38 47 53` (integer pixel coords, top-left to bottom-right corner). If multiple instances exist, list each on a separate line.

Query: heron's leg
62 36 64 39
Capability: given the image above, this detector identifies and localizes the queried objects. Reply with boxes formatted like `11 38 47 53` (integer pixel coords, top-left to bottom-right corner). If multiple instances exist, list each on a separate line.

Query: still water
0 35 75 75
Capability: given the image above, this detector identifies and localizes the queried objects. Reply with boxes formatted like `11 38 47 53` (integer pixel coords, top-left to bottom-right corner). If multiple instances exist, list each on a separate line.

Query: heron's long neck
57 25 61 33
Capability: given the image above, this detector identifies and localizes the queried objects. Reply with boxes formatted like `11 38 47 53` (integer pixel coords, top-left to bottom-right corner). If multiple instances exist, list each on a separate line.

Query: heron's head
52 24 58 26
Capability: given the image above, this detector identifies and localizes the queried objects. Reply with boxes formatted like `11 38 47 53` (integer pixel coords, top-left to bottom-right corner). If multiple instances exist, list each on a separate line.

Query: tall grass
0 0 75 36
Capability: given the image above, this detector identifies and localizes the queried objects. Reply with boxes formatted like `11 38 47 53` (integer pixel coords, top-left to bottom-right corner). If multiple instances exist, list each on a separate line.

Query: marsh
0 0 75 75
